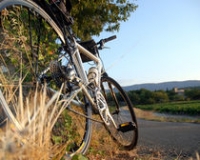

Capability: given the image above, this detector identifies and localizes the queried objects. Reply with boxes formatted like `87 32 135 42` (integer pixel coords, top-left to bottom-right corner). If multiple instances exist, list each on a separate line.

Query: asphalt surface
137 119 200 159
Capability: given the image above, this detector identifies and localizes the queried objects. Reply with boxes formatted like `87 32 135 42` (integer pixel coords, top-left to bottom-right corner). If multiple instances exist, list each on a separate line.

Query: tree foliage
127 87 200 105
70 0 138 40
185 88 200 100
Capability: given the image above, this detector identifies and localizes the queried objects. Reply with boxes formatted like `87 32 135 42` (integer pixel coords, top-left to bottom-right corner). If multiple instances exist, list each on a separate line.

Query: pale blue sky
93 0 200 86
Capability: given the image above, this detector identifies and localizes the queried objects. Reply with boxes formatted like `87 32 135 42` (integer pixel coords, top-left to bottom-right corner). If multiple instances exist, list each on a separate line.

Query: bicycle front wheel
101 76 138 150
0 0 64 129
0 0 92 158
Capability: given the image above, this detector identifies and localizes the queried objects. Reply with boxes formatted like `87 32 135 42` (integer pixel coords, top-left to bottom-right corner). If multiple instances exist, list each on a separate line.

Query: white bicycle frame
71 41 117 128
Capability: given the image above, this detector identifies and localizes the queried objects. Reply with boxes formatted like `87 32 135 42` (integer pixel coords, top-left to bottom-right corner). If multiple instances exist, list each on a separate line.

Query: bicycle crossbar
76 43 100 63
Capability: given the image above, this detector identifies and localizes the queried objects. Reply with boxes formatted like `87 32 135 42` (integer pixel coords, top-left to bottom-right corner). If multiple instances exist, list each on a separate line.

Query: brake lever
97 39 105 50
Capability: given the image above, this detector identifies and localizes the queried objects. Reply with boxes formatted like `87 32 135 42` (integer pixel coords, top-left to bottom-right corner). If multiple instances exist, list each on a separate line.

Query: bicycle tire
100 75 138 150
0 0 92 158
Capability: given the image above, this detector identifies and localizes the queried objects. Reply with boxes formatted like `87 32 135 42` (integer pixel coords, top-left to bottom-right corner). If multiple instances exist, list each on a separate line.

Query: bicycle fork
79 82 116 127
96 90 118 128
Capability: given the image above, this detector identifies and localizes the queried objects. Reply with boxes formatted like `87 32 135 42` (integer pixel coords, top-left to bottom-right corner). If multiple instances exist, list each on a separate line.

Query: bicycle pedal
117 122 136 132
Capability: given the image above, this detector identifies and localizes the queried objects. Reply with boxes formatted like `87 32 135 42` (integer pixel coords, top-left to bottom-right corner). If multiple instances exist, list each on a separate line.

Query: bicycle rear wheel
100 76 138 150
0 0 92 158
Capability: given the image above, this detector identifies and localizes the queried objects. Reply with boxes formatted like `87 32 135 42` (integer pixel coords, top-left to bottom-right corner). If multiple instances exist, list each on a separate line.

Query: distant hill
123 80 200 91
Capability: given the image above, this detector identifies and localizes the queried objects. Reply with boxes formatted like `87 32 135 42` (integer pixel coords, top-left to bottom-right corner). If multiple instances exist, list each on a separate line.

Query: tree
139 89 155 104
128 91 140 105
166 89 176 101
70 0 138 40
154 90 169 103
185 88 200 100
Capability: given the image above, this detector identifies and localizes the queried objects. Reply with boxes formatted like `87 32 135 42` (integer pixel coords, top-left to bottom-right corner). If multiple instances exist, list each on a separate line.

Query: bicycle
0 0 138 158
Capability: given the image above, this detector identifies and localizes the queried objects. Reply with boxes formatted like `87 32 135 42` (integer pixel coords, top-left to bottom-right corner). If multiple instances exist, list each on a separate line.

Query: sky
93 0 200 86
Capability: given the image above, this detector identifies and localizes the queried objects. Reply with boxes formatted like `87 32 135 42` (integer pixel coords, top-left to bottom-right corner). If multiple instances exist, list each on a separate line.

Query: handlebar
97 35 117 49
103 35 117 43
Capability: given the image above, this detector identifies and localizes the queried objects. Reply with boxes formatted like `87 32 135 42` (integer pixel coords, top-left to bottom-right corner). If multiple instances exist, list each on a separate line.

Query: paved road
137 119 200 159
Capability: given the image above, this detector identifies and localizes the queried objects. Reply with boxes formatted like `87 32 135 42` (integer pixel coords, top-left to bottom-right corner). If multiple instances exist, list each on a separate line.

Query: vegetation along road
137 119 200 159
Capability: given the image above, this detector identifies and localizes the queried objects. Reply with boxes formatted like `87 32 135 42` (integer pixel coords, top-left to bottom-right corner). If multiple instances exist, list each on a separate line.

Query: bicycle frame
70 41 102 107
72 41 118 127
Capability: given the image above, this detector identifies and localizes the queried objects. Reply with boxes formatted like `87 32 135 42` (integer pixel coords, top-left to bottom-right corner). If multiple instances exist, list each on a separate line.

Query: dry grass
134 108 200 123
0 84 70 160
